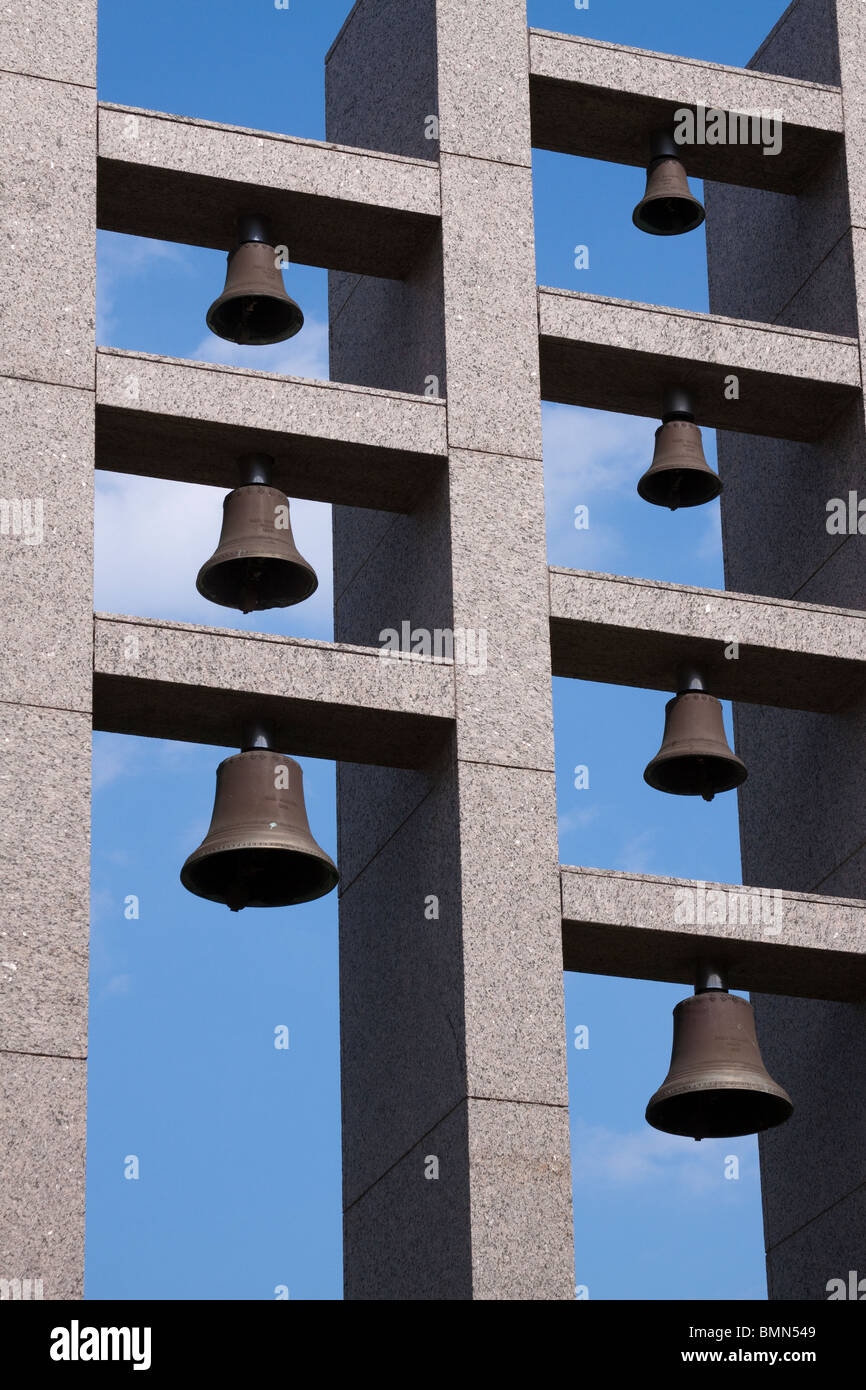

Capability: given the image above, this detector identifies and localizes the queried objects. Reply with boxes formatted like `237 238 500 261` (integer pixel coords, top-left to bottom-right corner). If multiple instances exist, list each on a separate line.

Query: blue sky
88 0 793 1300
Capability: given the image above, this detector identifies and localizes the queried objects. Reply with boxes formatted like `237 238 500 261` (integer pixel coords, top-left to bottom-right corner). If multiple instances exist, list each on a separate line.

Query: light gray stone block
0 73 95 390
466 1098 574 1301
0 706 90 1058
441 155 543 460
539 287 860 441
96 349 447 512
561 866 866 1001
549 566 866 712
456 763 568 1104
93 615 455 768
0 0 96 87
97 103 440 279
530 27 843 192
0 377 93 714
450 451 553 768
0 1053 86 1301
834 1 866 230
436 0 533 165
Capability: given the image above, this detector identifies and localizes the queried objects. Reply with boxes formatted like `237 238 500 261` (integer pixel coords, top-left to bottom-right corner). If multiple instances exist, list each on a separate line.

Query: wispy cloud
618 827 659 874
96 240 334 633
95 466 333 633
542 403 724 579
543 403 650 570
97 232 195 343
571 1120 750 1194
559 804 602 834
102 974 133 999
92 736 136 791
188 317 330 382
695 500 723 561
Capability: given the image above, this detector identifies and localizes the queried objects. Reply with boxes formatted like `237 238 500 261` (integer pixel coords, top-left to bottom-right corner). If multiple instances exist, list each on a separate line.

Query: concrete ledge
97 103 441 278
529 29 843 193
561 865 866 1001
538 287 860 441
95 348 448 511
92 614 455 768
549 568 866 714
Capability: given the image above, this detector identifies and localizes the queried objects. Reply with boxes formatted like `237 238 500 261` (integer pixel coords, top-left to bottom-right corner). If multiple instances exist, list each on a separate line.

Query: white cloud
559 805 601 834
571 1120 748 1194
95 469 333 633
695 500 723 561
188 317 330 382
92 736 136 790
543 403 651 505
96 274 334 633
97 232 194 343
618 828 660 874
102 974 132 998
543 404 651 570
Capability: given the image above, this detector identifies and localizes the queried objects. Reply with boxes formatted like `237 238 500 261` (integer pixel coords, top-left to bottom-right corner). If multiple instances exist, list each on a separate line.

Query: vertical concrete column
706 0 866 1300
0 1 96 1300
327 0 574 1299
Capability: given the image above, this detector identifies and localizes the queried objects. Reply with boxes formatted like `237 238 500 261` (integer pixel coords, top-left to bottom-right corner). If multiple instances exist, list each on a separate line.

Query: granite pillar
0 0 96 1300
706 0 866 1301
327 0 575 1299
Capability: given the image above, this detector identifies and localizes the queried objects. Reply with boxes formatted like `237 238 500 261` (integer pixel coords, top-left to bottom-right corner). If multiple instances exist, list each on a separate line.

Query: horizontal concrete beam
538 288 860 441
97 104 440 279
93 615 455 768
561 866 866 1002
529 29 843 193
549 568 866 714
96 349 448 511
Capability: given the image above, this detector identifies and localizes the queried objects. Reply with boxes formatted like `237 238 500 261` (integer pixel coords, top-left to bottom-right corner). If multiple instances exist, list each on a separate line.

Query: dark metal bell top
206 239 304 346
644 691 747 801
637 419 722 510
196 485 318 613
646 991 793 1140
180 750 338 911
633 156 706 237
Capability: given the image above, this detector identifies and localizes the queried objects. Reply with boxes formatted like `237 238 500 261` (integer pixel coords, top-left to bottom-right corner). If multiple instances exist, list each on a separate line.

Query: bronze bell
644 672 747 801
633 130 706 237
207 214 304 345
196 455 318 614
180 731 338 912
637 387 722 510
646 971 793 1140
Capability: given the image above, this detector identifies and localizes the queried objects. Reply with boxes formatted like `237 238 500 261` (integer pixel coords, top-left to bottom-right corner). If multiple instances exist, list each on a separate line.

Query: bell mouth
637 466 722 510
180 846 339 911
632 195 706 237
196 555 318 612
206 292 304 346
647 1086 793 1140
643 752 747 799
